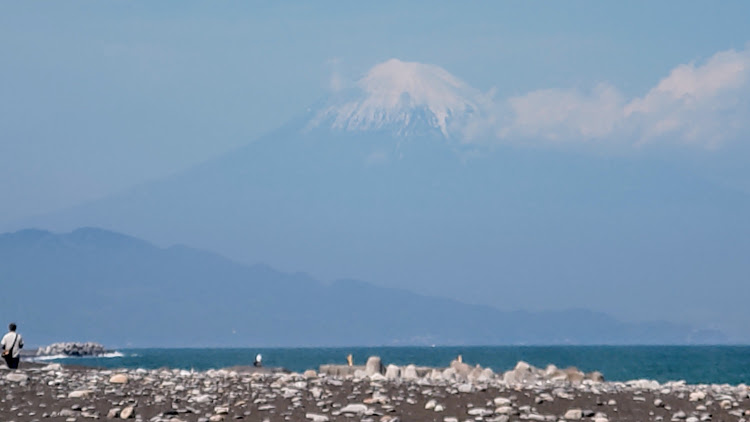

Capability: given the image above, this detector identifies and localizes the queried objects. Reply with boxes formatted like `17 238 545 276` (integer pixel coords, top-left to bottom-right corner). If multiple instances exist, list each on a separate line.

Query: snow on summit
311 59 490 139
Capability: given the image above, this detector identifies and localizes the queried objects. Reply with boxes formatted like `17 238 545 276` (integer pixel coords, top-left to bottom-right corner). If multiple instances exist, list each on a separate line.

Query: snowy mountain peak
310 59 488 139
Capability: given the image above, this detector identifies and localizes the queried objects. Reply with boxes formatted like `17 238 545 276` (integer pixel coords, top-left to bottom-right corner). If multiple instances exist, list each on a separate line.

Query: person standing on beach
1 323 24 369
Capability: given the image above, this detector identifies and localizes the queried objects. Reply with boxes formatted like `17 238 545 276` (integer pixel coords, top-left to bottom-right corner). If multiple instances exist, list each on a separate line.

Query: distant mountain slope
0 228 726 347
6 59 750 341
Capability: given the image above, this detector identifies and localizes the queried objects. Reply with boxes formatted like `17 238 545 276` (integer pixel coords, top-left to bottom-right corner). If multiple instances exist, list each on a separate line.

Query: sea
32 346 750 386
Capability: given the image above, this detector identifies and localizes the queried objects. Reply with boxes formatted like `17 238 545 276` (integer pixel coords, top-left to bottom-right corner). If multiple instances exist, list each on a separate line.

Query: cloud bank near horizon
502 45 750 148
327 45 750 149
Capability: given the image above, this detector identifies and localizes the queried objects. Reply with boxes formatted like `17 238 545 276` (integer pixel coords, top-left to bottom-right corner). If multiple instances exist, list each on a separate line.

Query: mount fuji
9 59 750 342
308 59 491 139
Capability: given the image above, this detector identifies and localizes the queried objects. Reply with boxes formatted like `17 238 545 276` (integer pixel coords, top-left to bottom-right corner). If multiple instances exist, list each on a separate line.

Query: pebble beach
2 357 750 422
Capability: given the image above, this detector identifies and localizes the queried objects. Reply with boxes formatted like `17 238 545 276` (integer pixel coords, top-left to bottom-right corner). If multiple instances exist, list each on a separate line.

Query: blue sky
2 1 750 222
3 2 750 339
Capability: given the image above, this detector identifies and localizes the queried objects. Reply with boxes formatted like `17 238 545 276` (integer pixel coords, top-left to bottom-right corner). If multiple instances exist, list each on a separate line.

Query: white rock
690 391 706 402
403 364 418 380
442 367 457 381
434 404 445 412
365 356 383 375
5 372 28 382
457 383 473 393
467 408 492 416
191 394 212 404
385 364 401 380
42 363 62 371
109 373 128 384
340 403 368 414
370 373 387 382
120 405 135 419
306 413 329 422
495 406 513 414
425 399 437 410
494 397 511 406
564 409 583 420
68 389 92 398
214 406 229 414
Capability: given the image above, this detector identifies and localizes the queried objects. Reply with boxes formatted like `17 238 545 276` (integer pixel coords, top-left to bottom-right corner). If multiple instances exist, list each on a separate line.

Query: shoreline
2 358 749 422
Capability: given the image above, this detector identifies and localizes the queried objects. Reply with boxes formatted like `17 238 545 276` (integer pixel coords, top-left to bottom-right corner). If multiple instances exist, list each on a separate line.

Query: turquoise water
40 346 750 385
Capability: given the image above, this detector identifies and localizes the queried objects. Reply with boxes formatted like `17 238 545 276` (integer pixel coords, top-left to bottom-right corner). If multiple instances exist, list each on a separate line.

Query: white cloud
497 45 750 148
624 48 750 147
501 83 625 143
317 46 750 149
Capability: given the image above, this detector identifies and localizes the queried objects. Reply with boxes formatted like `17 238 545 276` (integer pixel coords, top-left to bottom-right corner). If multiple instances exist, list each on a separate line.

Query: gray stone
457 383 473 393
109 374 128 384
119 405 134 419
340 404 368 414
68 390 92 398
495 406 513 415
385 364 400 380
564 409 583 420
106 408 121 419
467 408 492 417
450 359 473 380
305 413 329 422
5 372 28 382
689 392 706 402
673 410 687 419
365 356 383 375
402 364 418 380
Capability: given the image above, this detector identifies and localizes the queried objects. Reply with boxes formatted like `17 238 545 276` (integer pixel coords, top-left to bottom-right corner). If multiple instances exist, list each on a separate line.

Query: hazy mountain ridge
0 228 727 347
5 59 750 342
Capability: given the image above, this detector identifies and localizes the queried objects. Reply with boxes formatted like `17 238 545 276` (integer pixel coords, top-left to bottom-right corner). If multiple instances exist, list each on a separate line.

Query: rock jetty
36 342 109 357
1 357 748 422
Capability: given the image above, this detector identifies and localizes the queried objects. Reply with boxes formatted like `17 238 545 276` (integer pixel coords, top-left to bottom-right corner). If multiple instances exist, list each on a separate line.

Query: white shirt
1 332 23 358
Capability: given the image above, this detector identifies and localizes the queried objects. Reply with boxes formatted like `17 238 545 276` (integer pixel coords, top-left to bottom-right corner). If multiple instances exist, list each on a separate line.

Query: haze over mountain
0 228 727 347
8 59 750 342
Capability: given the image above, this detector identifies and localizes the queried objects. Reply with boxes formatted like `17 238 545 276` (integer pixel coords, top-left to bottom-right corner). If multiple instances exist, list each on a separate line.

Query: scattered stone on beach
4 372 28 382
109 373 129 384
565 408 583 420
107 407 121 418
306 413 329 422
0 356 746 422
68 389 92 398
119 405 134 419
